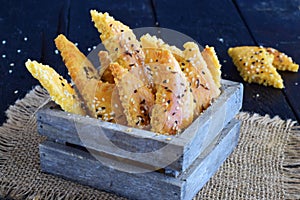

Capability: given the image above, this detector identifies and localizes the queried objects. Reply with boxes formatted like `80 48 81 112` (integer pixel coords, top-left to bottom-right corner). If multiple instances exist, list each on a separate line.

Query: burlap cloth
0 86 299 200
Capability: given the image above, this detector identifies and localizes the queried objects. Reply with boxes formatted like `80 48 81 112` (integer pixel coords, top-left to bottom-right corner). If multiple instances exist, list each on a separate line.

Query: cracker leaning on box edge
25 10 223 135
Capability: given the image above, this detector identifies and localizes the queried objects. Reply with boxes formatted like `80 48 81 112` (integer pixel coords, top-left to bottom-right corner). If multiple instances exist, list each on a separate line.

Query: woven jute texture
0 86 299 200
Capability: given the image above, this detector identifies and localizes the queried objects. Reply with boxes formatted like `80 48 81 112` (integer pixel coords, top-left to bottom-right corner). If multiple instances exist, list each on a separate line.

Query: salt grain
2 40 6 44
88 47 91 51
8 70 12 73
2 54 6 58
54 50 59 54
75 43 78 46
295 82 298 86
17 49 21 53
24 37 28 41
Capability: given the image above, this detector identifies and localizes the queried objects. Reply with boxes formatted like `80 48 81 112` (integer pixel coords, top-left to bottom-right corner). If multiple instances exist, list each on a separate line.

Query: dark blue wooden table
0 0 299 125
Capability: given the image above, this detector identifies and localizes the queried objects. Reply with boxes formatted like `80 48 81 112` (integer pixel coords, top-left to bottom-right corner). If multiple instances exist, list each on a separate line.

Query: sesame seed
218 37 224 43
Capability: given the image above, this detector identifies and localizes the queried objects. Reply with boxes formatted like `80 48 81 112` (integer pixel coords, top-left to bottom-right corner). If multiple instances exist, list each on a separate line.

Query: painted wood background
0 0 299 125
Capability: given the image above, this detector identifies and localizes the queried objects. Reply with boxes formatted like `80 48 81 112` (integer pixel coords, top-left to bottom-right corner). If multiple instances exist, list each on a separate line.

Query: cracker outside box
37 79 243 200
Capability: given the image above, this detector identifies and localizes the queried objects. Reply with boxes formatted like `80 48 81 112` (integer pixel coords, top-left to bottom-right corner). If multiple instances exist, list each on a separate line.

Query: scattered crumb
223 59 227 63
23 37 28 41
166 137 172 141
2 40 6 44
17 49 21 53
87 47 91 51
8 70 12 74
54 49 59 54
14 90 18 94
74 42 78 46
256 93 260 98
10 63 14 67
218 38 224 43
2 54 6 58
295 82 298 86
126 128 132 132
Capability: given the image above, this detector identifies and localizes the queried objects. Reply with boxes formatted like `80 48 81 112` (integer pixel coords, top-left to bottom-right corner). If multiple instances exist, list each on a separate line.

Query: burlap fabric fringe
0 86 299 199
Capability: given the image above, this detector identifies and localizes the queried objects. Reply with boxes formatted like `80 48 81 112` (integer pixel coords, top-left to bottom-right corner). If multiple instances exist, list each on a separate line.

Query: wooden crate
37 79 243 200
37 79 243 176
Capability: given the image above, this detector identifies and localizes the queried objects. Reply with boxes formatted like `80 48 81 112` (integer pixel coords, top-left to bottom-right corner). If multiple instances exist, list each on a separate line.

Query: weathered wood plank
152 0 297 120
40 118 241 200
0 0 69 125
37 80 243 176
235 0 300 121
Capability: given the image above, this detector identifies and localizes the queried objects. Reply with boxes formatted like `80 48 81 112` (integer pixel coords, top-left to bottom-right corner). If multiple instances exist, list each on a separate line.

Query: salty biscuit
201 45 222 88
266 47 299 72
228 46 284 89
25 60 85 115
55 34 99 116
109 62 154 129
144 48 194 135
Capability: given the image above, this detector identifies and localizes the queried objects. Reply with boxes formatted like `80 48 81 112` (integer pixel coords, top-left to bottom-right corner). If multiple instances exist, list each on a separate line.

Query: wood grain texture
40 118 241 200
0 0 69 125
152 0 297 121
235 0 300 121
37 79 242 176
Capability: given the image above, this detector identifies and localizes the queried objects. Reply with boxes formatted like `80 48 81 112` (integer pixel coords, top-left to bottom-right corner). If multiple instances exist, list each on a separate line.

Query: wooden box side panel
39 119 241 200
40 141 183 200
181 119 241 199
